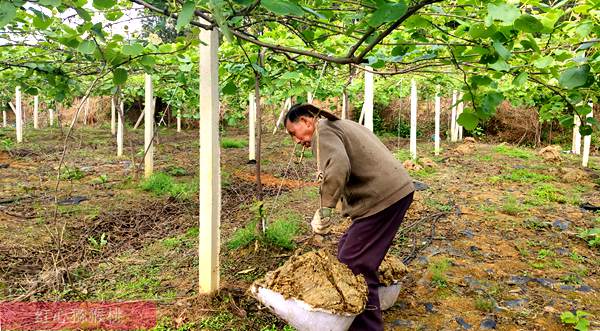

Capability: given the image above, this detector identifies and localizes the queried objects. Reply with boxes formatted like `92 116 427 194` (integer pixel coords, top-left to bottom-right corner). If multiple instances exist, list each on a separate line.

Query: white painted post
273 97 290 134
341 91 348 120
177 109 182 133
198 23 220 294
111 97 116 135
248 92 256 161
15 87 23 143
144 74 154 178
364 66 374 131
457 93 464 141
84 97 89 125
33 96 39 129
450 90 457 142
307 92 313 104
410 79 417 160
582 103 593 167
2 107 6 127
573 114 582 155
117 99 124 157
434 86 441 156
49 108 54 127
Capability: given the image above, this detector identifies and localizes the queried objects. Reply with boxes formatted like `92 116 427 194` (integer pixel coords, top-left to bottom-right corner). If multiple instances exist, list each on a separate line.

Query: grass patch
227 221 258 250
394 149 412 162
425 198 453 212
527 183 566 205
503 169 554 183
61 166 85 180
411 166 437 179
294 148 313 159
494 145 535 160
501 195 526 216
141 172 196 201
221 138 248 148
265 213 301 249
429 258 451 289
0 137 14 150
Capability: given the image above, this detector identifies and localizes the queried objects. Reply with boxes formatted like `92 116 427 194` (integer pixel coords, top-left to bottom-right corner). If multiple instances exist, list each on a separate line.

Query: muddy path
0 126 599 330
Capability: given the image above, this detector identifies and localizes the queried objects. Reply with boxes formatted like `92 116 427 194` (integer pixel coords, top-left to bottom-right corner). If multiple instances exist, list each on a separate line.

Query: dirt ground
0 124 599 330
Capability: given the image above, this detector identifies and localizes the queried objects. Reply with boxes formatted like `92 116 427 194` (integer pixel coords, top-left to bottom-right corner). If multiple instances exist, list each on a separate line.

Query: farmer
284 103 415 331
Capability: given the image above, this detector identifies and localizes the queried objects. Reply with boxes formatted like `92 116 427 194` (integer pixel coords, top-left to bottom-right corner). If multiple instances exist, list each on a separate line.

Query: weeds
560 310 591 331
501 195 526 216
494 145 535 160
429 258 451 288
394 149 412 162
503 169 553 183
88 233 108 252
141 172 196 201
577 228 600 248
165 166 188 176
61 166 85 180
528 184 566 205
265 214 301 249
227 221 258 250
0 137 13 150
475 297 494 312
221 138 248 148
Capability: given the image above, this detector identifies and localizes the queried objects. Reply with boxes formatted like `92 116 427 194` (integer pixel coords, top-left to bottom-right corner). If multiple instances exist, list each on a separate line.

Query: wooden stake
341 91 348 120
434 86 441 156
364 66 374 131
49 108 54 127
307 92 313 104
177 109 181 132
248 92 256 161
273 97 291 134
410 78 417 160
457 92 464 141
15 87 23 143
144 74 154 178
582 103 593 167
111 97 116 135
33 96 39 129
198 24 220 294
2 107 6 127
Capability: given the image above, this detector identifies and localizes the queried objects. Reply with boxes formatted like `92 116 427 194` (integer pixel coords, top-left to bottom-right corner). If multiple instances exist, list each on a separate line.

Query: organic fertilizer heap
378 255 409 286
254 250 368 314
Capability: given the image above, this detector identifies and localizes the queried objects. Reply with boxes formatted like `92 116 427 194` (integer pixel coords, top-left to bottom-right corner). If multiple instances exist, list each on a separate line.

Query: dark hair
284 103 339 125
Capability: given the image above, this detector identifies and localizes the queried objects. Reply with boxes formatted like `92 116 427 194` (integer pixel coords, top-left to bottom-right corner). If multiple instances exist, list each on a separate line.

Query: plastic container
251 285 358 331
378 282 401 310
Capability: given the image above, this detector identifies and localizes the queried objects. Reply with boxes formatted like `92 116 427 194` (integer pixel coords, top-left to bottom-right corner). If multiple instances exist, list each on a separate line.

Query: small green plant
503 169 554 183
494 145 535 160
560 310 591 331
0 137 14 150
141 172 195 201
88 233 108 252
474 297 494 312
393 149 411 162
561 274 582 285
221 138 248 148
61 166 85 180
294 148 313 159
227 221 258 250
577 228 600 248
425 198 453 212
166 166 187 176
488 175 503 184
537 249 554 259
91 174 108 184
265 215 301 249
528 183 566 204
199 312 234 329
570 251 585 263
429 258 451 288
501 195 525 216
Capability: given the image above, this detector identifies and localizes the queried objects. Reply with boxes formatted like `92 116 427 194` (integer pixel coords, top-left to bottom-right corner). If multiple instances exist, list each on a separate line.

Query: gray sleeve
316 127 350 208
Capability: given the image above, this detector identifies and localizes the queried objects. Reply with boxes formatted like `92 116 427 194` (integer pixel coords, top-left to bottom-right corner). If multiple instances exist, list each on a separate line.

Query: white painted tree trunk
364 66 374 131
582 103 593 167
248 92 256 161
450 90 457 142
307 92 313 104
410 79 417 160
457 93 464 141
33 96 39 129
434 86 441 156
49 108 54 127
273 97 290 134
133 110 144 130
15 87 23 143
198 24 221 294
117 99 124 157
144 74 154 178
572 114 581 154
111 97 116 135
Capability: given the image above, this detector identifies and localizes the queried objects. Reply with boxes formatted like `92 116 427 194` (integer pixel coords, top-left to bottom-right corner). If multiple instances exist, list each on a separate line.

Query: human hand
311 208 332 234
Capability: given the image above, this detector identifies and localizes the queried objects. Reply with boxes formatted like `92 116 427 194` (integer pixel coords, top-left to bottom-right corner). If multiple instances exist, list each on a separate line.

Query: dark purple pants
338 192 414 331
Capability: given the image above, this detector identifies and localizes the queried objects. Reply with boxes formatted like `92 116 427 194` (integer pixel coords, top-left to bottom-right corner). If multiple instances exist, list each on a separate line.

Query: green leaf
532 56 553 69
222 81 237 95
514 15 543 33
0 2 17 28
560 311 576 324
457 111 479 130
75 7 92 21
367 2 408 27
32 12 53 29
575 318 589 331
261 0 304 16
470 75 492 88
104 10 124 21
122 42 144 56
486 3 520 25
77 40 96 54
93 0 115 10
579 125 593 136
39 0 61 6
512 72 528 87
520 37 540 53
139 56 155 66
113 68 128 85
493 40 511 59
488 59 510 72
176 0 196 31
481 91 503 116
559 65 590 90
